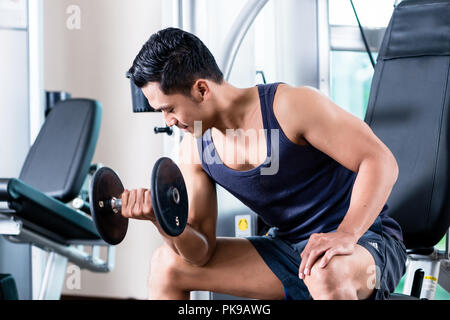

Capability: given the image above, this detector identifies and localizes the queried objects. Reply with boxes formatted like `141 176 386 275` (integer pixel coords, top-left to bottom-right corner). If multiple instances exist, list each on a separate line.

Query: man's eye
169 108 174 113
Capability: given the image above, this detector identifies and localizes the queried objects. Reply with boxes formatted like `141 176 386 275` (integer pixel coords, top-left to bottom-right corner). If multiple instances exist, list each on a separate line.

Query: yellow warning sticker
424 276 437 282
238 218 249 231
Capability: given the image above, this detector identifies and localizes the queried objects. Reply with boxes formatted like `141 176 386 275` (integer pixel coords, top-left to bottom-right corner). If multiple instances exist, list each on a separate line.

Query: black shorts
247 216 408 300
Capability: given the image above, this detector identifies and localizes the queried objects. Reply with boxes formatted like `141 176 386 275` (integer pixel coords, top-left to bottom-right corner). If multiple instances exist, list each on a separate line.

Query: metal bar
350 0 375 68
219 0 269 81
6 227 113 273
0 216 22 235
410 268 424 298
28 0 45 144
0 179 10 201
36 251 68 300
438 260 450 294
446 229 449 259
175 0 183 29
317 0 330 95
38 251 56 300
182 0 196 33
330 25 386 52
107 245 115 271
403 252 441 299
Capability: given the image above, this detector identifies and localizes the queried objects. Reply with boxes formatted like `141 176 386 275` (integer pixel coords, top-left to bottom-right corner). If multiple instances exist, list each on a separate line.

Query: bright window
329 0 395 28
330 51 376 120
328 0 393 119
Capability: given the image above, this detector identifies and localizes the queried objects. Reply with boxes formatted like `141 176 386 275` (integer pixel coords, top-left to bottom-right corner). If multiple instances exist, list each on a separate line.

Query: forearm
156 222 212 266
337 155 398 240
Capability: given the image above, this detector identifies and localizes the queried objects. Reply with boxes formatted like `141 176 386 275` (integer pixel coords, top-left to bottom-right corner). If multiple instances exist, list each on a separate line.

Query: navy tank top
196 83 403 242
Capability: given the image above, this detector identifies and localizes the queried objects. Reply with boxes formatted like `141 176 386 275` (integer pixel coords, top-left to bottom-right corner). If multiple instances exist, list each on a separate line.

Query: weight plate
151 157 188 237
89 167 128 245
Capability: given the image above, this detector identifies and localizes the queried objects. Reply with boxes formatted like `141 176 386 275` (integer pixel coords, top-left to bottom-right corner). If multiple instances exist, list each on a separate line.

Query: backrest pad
365 0 450 248
19 99 102 203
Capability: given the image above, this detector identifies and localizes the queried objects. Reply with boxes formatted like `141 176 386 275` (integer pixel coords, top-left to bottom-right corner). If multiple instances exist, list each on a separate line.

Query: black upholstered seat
0 99 102 244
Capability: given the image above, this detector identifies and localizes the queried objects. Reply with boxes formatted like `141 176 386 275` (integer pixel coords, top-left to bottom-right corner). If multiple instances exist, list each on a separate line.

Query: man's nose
164 114 177 127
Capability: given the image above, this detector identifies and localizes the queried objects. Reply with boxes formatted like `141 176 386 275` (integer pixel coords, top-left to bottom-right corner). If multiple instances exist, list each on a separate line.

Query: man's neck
211 82 259 134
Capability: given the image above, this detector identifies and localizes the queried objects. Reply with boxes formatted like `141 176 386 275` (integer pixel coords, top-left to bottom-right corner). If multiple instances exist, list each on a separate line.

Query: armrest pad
7 178 100 242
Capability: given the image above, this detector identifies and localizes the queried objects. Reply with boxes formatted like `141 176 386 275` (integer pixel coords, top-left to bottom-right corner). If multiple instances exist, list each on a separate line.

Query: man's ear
192 80 210 101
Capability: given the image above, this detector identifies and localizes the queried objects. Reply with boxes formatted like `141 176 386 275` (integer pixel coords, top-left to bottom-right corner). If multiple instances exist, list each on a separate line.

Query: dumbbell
89 157 188 245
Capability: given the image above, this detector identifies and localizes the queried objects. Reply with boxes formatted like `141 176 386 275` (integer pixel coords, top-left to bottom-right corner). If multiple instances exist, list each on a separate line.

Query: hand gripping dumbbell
89 157 188 245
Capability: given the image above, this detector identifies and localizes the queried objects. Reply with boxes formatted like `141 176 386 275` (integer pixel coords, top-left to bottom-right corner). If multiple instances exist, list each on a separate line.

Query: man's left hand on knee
298 231 359 279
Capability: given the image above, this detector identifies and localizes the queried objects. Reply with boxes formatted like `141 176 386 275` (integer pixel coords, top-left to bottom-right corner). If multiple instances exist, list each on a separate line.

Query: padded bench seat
1 178 101 244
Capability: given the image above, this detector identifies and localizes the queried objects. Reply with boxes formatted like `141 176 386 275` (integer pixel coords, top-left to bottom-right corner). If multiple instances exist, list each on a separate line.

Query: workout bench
0 98 114 299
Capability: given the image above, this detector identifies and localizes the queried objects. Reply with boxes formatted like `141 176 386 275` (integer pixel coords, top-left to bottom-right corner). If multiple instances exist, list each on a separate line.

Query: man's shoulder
275 84 322 105
273 84 323 143
274 84 326 122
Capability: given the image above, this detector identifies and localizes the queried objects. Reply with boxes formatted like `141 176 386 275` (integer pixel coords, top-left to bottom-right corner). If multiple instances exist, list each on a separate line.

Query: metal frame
28 0 44 145
318 0 331 96
401 235 450 299
0 161 114 300
329 25 386 52
218 0 388 92
217 0 332 92
0 212 115 300
37 252 67 300
219 0 269 81
324 1 390 99
181 0 196 34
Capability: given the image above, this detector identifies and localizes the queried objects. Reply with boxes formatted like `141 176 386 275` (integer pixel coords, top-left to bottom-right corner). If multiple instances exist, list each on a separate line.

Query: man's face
141 82 210 135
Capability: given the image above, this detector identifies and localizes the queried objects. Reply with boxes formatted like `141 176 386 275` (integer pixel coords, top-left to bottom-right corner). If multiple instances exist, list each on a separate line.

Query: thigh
348 244 378 299
167 237 285 300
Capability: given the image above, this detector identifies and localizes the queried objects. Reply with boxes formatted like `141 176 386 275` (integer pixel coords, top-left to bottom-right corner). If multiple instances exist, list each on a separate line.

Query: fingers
143 190 154 221
298 232 356 280
299 248 327 279
299 234 329 279
127 189 137 218
121 189 129 212
121 188 151 220
299 235 315 279
134 188 144 217
319 249 336 269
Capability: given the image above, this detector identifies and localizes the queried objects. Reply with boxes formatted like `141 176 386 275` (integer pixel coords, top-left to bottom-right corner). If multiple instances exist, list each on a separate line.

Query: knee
149 245 182 287
303 258 357 300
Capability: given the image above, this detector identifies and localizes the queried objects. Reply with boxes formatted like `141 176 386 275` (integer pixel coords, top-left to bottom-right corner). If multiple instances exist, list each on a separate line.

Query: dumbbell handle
99 197 122 214
99 187 180 215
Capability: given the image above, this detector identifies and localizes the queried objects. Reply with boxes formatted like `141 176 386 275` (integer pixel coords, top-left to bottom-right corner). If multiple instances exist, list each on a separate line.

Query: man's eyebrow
156 105 172 111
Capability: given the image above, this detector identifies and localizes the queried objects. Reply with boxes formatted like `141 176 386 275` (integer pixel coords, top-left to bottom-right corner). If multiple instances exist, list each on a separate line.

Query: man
124 27 407 300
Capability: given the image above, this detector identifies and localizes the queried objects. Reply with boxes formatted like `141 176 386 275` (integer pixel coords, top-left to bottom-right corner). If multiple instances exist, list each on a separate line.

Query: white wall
43 0 165 299
0 29 29 178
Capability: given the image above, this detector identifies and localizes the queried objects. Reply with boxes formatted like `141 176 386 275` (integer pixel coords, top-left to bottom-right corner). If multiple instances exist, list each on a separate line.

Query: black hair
127 27 224 95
